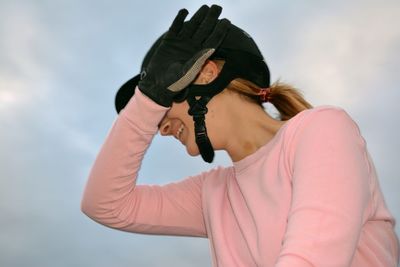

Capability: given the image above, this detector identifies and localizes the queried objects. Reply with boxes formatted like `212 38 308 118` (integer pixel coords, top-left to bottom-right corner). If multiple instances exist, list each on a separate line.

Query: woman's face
159 100 200 156
158 60 223 156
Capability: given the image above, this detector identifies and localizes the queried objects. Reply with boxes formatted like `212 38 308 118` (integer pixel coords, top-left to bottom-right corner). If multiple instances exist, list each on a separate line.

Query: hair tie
259 88 271 103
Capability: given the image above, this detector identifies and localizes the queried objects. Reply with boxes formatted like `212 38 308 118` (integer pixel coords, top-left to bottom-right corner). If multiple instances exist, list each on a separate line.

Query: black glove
138 4 231 107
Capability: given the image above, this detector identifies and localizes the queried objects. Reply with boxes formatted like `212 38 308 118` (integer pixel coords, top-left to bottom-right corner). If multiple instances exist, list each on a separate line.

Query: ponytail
267 80 313 120
225 78 313 121
213 60 312 121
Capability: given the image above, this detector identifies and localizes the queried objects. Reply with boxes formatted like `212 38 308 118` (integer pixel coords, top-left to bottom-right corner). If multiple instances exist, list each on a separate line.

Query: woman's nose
159 120 172 136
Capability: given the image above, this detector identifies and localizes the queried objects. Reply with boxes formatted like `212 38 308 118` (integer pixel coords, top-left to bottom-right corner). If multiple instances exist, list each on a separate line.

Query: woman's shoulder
282 105 362 149
286 105 357 134
292 104 350 122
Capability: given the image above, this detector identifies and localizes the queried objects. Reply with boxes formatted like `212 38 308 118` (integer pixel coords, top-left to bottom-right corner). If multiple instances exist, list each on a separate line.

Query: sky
0 0 399 266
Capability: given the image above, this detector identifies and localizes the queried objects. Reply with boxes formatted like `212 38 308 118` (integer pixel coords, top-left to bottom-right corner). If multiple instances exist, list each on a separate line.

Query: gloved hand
138 4 231 107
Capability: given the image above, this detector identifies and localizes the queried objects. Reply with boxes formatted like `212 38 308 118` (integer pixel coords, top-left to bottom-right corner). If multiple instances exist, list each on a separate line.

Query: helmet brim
115 74 140 114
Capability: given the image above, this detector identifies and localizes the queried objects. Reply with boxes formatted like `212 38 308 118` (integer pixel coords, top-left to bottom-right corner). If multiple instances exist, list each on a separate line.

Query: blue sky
0 0 399 266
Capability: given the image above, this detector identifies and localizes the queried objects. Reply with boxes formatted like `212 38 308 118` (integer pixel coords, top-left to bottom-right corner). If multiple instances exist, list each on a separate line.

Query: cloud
274 1 400 107
0 3 48 113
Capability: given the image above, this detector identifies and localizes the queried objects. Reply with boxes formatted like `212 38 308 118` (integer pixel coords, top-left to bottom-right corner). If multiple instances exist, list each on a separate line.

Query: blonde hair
214 60 313 121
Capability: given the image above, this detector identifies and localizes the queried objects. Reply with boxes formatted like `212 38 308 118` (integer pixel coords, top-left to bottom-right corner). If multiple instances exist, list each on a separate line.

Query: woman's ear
194 60 220 85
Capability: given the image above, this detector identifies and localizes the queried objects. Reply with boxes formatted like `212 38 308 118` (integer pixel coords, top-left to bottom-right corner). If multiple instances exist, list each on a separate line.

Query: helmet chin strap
183 61 236 163
186 95 214 163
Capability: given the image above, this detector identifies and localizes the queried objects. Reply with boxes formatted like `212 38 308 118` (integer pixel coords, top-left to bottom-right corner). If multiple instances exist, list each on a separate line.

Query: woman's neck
224 103 286 162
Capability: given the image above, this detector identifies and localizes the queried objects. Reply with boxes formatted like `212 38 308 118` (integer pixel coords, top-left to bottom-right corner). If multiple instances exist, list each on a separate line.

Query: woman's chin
186 145 200 156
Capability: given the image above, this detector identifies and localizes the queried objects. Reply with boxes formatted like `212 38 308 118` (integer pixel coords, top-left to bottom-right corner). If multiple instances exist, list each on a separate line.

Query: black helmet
115 22 270 163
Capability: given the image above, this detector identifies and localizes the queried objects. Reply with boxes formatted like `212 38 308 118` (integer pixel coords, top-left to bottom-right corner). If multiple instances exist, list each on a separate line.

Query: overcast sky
0 0 399 266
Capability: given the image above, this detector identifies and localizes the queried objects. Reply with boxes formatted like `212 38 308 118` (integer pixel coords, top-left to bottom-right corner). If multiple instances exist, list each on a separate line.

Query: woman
81 5 399 266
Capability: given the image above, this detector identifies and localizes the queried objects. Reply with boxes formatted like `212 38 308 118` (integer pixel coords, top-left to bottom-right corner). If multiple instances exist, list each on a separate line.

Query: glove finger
202 18 231 48
192 5 222 43
179 5 209 38
166 8 189 38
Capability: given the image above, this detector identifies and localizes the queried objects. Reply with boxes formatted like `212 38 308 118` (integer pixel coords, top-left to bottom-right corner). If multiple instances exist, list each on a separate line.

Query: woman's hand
138 4 231 107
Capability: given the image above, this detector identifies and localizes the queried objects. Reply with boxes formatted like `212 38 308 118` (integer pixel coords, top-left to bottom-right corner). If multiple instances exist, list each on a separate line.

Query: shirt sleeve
275 107 372 267
80 88 207 237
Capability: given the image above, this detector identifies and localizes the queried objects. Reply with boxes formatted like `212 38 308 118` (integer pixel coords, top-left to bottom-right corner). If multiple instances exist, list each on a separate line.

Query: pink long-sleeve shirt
81 89 399 266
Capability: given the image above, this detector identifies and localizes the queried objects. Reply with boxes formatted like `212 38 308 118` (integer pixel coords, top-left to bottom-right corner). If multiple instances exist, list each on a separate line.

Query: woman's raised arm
81 89 207 237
